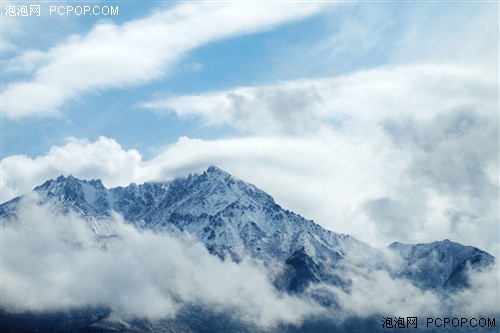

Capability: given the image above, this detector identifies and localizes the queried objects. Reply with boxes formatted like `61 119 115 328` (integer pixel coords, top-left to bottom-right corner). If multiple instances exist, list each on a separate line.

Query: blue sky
3 1 468 158
1 1 499 253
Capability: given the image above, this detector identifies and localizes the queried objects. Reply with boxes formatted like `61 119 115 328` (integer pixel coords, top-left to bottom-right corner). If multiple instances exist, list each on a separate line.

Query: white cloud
330 270 443 318
1 136 143 201
2 63 498 254
389 2 499 66
144 64 497 135
2 2 331 118
1 3 23 53
3 2 497 322
308 259 500 320
1 130 497 256
141 63 499 252
0 134 400 247
446 262 500 316
144 80 331 135
3 194 497 325
2 195 322 326
3 50 49 74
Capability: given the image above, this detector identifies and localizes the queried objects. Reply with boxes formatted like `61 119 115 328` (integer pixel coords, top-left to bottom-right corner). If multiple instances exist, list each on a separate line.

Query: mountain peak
207 165 221 173
200 166 241 189
53 174 78 184
35 175 76 191
388 238 495 290
38 175 105 190
206 165 231 177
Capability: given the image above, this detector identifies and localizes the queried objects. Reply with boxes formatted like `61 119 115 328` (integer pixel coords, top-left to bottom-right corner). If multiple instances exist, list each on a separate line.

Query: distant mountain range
0 166 496 332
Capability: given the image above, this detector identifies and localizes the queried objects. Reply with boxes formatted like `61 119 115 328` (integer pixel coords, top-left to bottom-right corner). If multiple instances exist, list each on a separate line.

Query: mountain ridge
0 166 495 295
1 166 497 332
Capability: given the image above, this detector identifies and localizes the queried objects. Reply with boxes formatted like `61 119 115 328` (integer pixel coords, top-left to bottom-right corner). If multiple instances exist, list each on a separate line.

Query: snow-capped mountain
1 166 494 296
389 240 495 290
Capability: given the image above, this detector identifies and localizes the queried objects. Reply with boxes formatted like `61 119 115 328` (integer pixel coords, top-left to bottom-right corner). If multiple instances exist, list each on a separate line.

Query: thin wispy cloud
2 2 332 119
143 64 497 135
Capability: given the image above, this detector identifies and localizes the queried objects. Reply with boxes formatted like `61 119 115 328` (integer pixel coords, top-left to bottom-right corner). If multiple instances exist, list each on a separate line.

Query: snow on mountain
388 239 495 290
31 175 115 237
0 166 495 294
